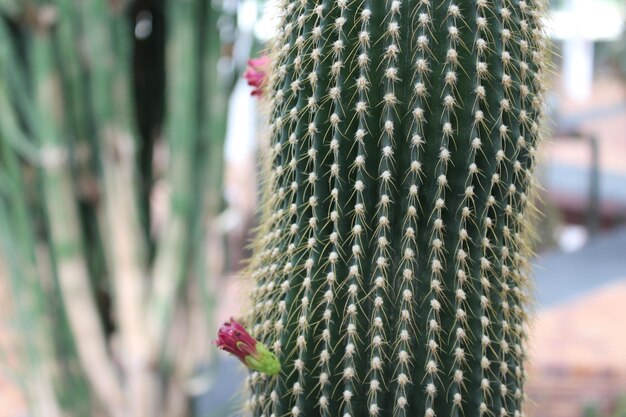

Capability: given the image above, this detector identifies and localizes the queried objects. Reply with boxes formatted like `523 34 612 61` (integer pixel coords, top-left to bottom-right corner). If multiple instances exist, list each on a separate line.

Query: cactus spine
246 1 547 416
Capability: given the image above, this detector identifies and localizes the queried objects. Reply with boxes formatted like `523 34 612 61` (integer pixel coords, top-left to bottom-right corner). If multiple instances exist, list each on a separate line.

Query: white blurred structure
547 0 624 102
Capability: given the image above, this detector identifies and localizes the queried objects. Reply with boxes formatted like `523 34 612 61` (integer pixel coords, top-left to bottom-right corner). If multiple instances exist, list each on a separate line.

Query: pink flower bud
244 55 271 97
213 317 280 375
214 317 257 360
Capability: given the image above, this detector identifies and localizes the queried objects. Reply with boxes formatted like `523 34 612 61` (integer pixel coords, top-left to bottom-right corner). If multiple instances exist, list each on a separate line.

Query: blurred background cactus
0 1 236 416
245 1 548 416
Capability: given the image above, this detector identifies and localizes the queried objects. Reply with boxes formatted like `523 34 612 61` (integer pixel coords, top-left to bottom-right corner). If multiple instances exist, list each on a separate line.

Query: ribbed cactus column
246 1 547 416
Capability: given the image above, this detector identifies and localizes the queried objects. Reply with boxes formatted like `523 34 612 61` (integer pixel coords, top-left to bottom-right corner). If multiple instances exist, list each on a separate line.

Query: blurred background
0 0 625 416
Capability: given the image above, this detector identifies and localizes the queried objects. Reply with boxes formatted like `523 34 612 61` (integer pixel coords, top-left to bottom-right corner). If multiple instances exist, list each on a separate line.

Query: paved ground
530 279 626 373
533 227 626 306
527 278 626 417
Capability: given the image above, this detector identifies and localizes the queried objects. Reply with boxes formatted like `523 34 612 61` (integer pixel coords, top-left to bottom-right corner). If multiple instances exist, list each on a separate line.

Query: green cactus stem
245 1 548 416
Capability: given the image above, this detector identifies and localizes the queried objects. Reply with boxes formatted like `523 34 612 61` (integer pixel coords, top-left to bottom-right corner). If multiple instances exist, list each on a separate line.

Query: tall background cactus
0 1 235 416
246 1 548 416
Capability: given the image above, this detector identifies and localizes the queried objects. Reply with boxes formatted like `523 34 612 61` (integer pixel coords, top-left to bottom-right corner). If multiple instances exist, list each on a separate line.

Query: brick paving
526 280 626 417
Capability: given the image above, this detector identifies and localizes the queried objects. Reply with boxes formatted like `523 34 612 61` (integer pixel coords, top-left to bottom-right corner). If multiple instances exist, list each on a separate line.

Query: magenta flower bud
213 317 280 375
244 55 271 97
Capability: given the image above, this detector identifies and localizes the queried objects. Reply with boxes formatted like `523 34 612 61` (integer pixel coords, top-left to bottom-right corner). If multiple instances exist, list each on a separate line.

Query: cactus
0 2 235 416
245 1 548 416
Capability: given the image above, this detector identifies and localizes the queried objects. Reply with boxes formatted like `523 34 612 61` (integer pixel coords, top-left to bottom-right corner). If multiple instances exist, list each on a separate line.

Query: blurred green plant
583 395 626 417
0 1 234 416
611 396 626 417
584 403 602 417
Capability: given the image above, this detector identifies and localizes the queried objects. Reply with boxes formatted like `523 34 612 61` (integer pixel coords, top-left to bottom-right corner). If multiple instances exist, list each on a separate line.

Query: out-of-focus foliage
0 1 235 416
